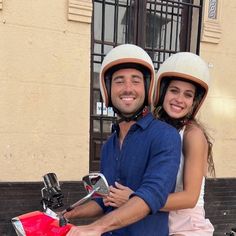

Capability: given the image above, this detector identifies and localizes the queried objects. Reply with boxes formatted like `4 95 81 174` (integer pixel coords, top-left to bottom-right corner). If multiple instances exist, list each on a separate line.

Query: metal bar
158 0 164 64
186 2 193 52
174 0 180 52
196 0 203 55
113 0 118 44
125 0 129 43
169 1 174 58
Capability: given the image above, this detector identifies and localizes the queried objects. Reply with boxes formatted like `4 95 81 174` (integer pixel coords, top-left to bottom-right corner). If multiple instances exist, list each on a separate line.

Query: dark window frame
90 0 203 171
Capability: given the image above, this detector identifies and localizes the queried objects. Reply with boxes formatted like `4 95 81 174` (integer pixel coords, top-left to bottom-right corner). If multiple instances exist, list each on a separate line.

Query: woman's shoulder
185 120 204 133
184 121 207 144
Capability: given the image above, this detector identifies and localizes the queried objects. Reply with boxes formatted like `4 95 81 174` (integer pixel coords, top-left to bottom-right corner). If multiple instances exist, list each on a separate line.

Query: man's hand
103 182 134 208
66 225 102 236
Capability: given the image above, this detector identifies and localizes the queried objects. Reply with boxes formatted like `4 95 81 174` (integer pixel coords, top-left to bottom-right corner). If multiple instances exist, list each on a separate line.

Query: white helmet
153 52 211 118
99 44 155 108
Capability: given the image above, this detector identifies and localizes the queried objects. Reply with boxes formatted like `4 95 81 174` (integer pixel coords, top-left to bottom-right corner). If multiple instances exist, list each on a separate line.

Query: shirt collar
133 112 154 130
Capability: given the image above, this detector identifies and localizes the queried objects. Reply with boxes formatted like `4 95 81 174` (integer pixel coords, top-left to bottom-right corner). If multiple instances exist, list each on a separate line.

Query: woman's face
163 80 196 119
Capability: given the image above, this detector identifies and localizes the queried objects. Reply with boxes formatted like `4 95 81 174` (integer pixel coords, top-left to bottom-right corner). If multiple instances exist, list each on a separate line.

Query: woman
103 52 215 236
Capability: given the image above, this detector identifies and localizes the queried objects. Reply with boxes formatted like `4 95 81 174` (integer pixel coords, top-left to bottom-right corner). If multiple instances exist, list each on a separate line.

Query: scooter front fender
12 211 72 236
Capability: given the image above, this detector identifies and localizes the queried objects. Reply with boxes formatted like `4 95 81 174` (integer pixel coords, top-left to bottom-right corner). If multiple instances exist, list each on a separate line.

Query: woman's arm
161 125 208 211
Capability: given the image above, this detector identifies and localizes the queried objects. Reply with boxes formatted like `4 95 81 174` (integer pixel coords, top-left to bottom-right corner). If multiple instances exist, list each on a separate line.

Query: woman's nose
175 93 184 102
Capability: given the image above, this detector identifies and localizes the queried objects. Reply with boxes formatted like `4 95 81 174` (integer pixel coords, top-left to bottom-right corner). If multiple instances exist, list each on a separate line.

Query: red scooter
12 172 109 236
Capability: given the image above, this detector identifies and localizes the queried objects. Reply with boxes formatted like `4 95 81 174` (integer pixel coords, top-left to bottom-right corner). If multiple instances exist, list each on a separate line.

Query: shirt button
109 232 113 235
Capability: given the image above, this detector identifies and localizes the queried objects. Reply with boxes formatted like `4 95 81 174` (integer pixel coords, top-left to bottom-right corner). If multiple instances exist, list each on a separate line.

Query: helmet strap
114 105 148 124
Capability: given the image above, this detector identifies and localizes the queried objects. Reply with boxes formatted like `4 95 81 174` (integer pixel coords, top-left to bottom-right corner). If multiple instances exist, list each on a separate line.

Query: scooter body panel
12 211 72 236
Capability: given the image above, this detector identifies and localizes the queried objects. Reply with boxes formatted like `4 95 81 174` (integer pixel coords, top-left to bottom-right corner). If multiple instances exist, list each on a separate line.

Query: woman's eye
185 93 194 98
170 89 178 93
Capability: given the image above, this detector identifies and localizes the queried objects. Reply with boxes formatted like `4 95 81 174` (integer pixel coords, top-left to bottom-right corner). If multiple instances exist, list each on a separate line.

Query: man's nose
123 80 133 90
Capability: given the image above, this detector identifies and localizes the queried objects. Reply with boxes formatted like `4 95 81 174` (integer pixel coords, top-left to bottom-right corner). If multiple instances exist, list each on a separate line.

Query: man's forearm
64 200 104 219
90 196 150 233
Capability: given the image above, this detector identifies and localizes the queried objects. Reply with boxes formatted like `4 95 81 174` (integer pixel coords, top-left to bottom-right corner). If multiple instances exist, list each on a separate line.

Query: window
90 0 203 171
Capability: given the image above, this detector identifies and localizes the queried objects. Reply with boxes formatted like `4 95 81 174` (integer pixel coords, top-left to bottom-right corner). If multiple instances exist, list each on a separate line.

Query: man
66 44 181 236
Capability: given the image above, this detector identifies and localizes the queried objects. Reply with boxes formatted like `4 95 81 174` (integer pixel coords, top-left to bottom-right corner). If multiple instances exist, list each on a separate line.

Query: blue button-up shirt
95 112 181 236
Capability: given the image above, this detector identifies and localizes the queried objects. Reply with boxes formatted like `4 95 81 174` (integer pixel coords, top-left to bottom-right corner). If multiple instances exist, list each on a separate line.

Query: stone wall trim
68 0 93 23
201 0 222 44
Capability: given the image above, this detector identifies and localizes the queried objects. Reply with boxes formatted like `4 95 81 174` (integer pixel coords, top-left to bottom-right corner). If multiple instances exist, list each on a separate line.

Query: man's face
111 68 145 116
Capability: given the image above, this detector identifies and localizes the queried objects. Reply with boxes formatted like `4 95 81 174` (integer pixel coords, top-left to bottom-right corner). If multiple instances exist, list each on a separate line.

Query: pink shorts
169 206 214 236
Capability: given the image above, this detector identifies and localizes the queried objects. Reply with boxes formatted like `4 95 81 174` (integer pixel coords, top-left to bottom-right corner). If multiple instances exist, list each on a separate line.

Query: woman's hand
103 182 134 208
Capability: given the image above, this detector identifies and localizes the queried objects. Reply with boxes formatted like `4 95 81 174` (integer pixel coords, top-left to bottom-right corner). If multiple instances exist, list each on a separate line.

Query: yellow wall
0 0 92 181
199 0 236 177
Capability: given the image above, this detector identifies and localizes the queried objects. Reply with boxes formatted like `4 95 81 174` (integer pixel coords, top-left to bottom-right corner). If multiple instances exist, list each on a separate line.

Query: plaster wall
0 0 92 181
199 0 236 177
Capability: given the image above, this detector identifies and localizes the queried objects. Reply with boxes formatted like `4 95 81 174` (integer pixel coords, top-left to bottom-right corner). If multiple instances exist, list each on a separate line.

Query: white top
175 127 205 207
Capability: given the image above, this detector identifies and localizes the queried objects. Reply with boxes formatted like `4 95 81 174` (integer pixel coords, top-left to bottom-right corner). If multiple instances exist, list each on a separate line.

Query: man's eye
133 79 141 84
114 79 124 84
132 77 142 84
